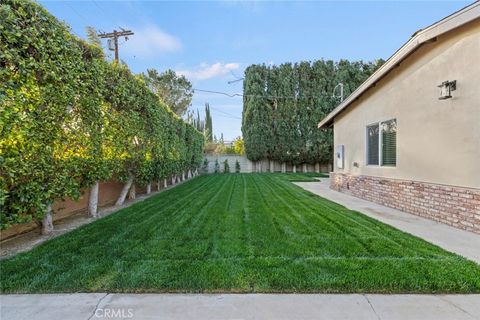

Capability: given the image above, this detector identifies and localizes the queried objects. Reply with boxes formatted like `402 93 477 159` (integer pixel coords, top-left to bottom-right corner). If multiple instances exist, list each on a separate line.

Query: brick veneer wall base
330 172 480 234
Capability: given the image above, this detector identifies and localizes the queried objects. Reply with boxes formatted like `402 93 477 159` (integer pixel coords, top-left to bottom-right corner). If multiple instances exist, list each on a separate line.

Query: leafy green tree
233 137 245 155
143 69 193 116
214 143 227 155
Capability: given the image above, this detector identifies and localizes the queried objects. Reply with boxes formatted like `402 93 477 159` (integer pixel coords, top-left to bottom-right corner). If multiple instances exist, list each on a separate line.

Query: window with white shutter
366 119 396 167
381 119 397 166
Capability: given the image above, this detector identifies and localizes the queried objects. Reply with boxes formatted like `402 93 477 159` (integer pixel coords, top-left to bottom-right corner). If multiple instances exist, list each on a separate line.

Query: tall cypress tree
242 65 272 161
242 59 382 165
204 103 213 142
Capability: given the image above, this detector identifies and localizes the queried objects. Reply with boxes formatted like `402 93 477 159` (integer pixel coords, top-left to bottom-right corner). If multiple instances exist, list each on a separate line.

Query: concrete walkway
295 179 480 264
1 293 479 320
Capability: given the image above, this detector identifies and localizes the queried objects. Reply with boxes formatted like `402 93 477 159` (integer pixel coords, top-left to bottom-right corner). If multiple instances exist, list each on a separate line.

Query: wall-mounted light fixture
438 80 456 100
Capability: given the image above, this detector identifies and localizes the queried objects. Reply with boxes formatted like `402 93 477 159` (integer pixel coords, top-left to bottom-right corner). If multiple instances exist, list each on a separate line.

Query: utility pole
98 29 134 62
333 83 344 102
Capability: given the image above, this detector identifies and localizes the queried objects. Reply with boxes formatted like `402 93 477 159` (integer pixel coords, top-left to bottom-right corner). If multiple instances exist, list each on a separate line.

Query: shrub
214 160 220 174
235 160 241 173
223 160 230 173
202 158 209 173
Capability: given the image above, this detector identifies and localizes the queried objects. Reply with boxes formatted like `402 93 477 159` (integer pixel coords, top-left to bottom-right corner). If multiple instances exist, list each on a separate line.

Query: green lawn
1 173 479 293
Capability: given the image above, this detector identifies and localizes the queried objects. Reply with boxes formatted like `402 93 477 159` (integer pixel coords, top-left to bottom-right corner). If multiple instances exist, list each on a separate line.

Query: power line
228 71 244 84
92 1 107 16
65 2 89 25
193 88 341 100
62 2 88 38
193 88 243 98
208 106 242 120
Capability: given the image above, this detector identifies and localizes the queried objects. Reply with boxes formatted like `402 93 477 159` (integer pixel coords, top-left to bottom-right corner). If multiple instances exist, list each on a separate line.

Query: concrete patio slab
1 293 479 320
294 179 480 264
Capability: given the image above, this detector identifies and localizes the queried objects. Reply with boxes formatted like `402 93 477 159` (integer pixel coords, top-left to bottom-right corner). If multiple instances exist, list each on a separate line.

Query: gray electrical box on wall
336 145 344 169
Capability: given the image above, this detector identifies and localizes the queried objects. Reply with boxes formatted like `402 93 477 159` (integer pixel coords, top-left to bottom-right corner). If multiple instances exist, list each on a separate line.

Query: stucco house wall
333 18 480 188
328 16 480 233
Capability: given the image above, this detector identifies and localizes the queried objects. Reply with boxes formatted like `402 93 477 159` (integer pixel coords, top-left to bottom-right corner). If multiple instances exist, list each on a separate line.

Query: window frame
365 118 397 167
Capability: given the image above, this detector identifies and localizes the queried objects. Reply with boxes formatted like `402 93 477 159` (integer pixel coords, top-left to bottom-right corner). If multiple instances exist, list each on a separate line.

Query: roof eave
317 1 480 129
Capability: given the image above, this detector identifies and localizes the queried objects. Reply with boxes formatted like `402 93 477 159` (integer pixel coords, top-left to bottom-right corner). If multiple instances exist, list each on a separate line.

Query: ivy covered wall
0 0 204 229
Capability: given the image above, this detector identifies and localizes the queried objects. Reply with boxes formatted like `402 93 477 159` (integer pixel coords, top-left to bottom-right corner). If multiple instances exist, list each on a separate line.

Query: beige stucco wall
333 18 480 189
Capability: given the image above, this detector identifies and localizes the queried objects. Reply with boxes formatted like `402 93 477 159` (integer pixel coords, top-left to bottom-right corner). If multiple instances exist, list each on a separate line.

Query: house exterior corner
323 10 480 233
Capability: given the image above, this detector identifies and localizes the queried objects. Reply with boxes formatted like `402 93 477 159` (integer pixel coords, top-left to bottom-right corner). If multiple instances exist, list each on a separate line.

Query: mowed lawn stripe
254 174 342 236
265 174 412 255
268 175 454 258
1 173 479 293
264 174 390 237
250 175 400 258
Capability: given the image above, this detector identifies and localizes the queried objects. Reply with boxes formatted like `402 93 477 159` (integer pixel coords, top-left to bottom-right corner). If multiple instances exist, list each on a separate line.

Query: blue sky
40 0 470 140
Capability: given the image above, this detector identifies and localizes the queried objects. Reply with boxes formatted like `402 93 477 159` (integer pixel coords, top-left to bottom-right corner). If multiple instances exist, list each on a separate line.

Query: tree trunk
303 163 307 173
182 172 185 181
128 184 136 200
172 176 176 185
41 204 54 235
164 179 168 188
282 162 286 173
269 160 274 173
293 165 297 173
157 180 161 191
146 183 151 195
88 181 99 218
188 170 192 179
115 176 134 206
315 163 320 173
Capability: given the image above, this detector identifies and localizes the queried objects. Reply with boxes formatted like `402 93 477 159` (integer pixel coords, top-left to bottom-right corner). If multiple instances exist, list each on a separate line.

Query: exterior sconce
438 80 456 100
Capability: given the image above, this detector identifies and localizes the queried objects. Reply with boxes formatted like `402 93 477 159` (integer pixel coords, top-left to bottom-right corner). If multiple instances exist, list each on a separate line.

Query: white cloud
177 62 240 80
122 25 181 56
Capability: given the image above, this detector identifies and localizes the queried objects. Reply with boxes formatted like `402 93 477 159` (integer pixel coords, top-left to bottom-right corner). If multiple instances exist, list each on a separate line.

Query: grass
1 173 479 293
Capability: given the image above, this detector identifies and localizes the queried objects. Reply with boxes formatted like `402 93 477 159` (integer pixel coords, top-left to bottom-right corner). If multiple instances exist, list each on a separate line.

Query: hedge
0 0 204 229
242 60 383 165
